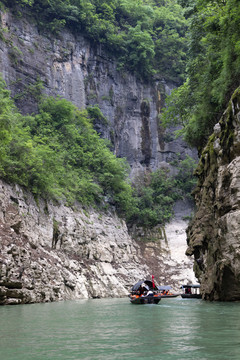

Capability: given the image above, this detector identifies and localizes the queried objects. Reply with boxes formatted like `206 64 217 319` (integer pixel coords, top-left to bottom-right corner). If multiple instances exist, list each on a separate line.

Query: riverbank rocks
0 179 195 305
186 88 240 301
0 179 145 304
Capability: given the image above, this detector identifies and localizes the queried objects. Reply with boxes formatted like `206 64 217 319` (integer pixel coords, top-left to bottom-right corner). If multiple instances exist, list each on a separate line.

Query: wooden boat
161 294 179 298
129 294 162 304
129 280 162 305
181 284 201 299
157 285 180 298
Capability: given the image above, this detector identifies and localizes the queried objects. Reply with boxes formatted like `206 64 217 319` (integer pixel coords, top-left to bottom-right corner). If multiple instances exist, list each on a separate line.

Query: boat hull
161 294 179 298
130 295 161 304
181 294 201 299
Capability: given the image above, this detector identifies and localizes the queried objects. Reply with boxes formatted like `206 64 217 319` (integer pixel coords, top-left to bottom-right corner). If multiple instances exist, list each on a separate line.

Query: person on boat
162 290 169 295
139 284 145 297
145 290 153 297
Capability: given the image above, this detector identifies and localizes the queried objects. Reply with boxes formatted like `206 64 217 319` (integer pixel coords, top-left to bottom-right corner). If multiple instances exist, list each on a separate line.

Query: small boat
129 294 162 304
157 285 180 298
181 284 201 299
129 280 162 305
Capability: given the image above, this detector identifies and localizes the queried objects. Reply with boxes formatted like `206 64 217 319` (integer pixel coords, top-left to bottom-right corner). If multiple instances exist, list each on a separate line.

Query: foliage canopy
162 0 240 150
1 0 188 83
124 155 197 228
0 79 133 212
0 1 200 229
0 78 196 227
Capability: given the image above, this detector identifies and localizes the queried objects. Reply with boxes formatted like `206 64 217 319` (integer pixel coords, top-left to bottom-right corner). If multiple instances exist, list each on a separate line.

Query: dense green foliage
0 78 196 226
0 78 14 173
127 170 180 228
0 79 134 211
0 1 200 229
127 156 197 228
1 0 188 83
162 0 240 150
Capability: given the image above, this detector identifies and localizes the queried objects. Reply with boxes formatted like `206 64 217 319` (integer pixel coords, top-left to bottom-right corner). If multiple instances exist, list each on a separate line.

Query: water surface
0 297 240 360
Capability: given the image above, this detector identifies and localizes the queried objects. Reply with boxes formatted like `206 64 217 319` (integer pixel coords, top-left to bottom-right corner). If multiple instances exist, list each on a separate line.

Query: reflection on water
0 298 240 360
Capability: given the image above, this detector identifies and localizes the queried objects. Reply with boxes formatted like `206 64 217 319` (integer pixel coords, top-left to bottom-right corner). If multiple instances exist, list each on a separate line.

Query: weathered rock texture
0 179 195 305
186 88 240 301
0 178 146 305
0 10 196 178
0 10 197 304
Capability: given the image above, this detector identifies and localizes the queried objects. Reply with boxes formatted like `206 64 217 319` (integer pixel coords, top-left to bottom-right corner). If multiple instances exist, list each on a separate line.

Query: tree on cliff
0 78 135 212
0 78 14 172
0 0 188 83
162 0 240 151
0 78 196 227
0 0 198 228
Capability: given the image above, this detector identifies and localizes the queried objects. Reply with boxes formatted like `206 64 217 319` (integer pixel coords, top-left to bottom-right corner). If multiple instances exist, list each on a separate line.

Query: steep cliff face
186 89 240 301
0 179 195 305
0 10 196 178
0 10 197 305
0 179 146 304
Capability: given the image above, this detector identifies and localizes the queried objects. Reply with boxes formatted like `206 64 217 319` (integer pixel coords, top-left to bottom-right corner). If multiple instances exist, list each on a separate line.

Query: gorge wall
0 10 197 304
0 10 196 178
186 89 240 301
0 179 195 305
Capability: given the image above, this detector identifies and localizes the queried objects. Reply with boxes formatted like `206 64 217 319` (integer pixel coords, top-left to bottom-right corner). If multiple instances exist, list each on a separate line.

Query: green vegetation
0 78 196 227
0 1 201 229
127 156 197 228
127 170 180 228
1 0 188 83
162 0 240 151
0 78 133 212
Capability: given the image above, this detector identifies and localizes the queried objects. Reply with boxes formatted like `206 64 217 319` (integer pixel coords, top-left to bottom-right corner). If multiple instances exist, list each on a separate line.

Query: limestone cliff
0 178 148 304
186 88 240 301
0 10 197 305
0 10 196 178
0 179 195 305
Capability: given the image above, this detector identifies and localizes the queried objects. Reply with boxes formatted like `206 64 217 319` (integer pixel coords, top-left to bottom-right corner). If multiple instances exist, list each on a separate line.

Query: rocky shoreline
0 179 195 305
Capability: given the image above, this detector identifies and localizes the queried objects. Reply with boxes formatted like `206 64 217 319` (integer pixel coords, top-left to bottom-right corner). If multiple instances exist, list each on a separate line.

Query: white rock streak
165 219 197 288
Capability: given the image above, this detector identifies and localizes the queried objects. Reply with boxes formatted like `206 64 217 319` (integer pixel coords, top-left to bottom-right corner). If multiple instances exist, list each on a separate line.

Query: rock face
0 10 196 178
186 89 240 301
0 179 195 305
0 10 197 304
0 179 146 304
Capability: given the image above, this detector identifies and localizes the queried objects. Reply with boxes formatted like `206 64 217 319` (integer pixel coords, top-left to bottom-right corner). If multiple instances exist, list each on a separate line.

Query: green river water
0 297 240 360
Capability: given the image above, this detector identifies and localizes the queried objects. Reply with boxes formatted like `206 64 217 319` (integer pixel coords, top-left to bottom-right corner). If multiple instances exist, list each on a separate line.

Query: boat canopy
181 284 200 289
131 280 154 291
157 285 172 291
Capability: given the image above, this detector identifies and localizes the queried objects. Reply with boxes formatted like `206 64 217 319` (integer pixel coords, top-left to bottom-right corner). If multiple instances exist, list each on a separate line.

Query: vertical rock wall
0 10 198 304
0 10 197 178
0 179 148 304
186 89 240 301
0 180 195 305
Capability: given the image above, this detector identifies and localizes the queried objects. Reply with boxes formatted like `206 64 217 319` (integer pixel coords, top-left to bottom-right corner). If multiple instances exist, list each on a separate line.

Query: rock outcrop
0 9 197 305
186 88 240 301
0 179 195 305
0 10 196 178
0 178 146 304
